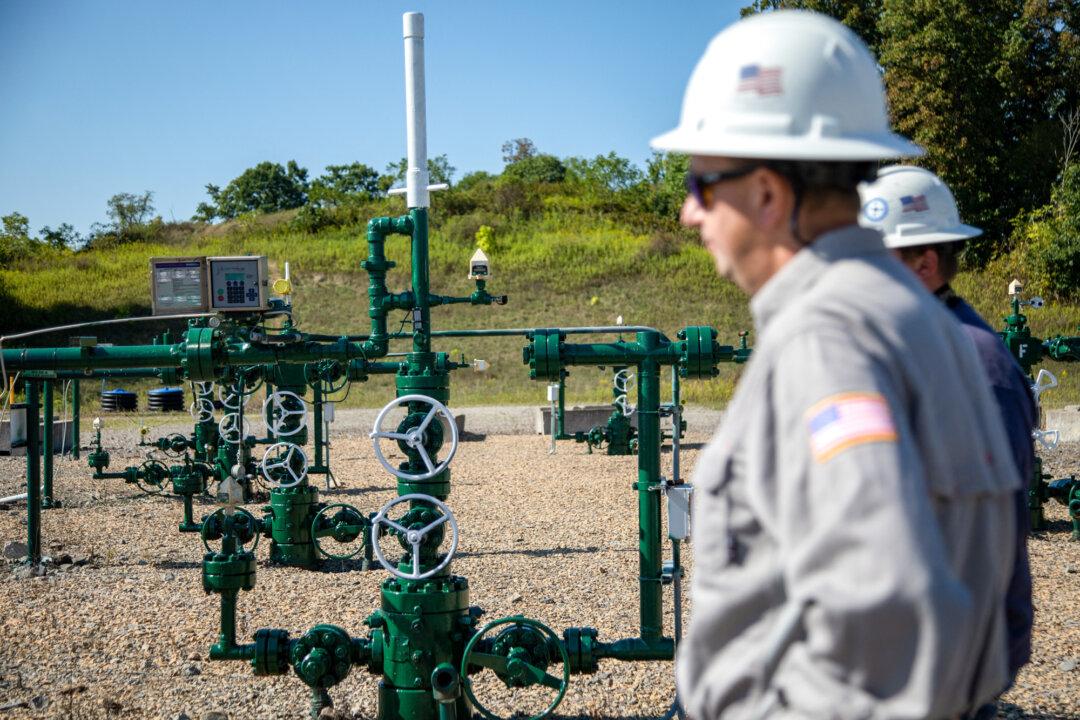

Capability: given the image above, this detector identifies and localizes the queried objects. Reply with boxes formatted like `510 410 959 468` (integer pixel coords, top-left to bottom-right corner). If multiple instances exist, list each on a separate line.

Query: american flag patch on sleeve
805 392 897 463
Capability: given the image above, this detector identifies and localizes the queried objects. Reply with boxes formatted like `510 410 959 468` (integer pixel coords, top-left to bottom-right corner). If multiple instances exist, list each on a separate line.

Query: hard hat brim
882 223 983 249
650 126 925 161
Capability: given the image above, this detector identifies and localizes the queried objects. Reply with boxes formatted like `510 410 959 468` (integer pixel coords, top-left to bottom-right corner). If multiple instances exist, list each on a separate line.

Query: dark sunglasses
685 165 761 206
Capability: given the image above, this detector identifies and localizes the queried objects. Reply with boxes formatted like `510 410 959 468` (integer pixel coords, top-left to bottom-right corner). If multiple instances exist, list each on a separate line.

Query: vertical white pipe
403 12 429 209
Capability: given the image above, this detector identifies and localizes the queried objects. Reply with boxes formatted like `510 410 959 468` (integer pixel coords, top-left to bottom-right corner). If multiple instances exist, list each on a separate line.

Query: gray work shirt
679 226 1017 720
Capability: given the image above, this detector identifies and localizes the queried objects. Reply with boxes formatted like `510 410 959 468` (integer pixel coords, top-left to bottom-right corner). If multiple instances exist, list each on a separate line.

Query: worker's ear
749 167 793 234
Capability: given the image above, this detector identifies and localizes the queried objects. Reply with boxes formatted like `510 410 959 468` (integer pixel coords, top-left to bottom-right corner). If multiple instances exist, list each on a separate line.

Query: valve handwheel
137 460 171 495
460 616 570 720
190 397 215 424
201 507 261 554
370 493 458 580
193 381 216 399
218 412 252 446
311 503 369 559
263 390 308 437
162 432 189 458
260 442 308 489
369 394 459 481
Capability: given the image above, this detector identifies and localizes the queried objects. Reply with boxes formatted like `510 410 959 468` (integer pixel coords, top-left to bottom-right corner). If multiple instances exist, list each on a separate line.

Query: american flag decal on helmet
901 194 929 213
737 64 782 95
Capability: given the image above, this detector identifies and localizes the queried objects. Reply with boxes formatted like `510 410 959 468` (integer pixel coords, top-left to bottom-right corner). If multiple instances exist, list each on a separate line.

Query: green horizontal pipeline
592 636 674 662
52 368 179 379
308 325 671 342
559 342 682 367
3 345 180 371
1 339 371 374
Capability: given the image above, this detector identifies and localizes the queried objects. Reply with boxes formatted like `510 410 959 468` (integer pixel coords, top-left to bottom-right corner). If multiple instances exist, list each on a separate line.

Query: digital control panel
207 256 269 312
150 257 208 315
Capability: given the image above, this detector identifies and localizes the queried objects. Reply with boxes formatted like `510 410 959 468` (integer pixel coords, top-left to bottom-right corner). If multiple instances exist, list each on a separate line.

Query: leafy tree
383 154 457 190
501 138 537 164
645 151 691 219
743 0 1080 262
502 154 567 184
0 212 35 267
566 152 643 193
106 191 155 235
196 161 309 221
38 223 81 249
879 0 1079 260
308 162 380 207
740 0 883 51
1013 162 1080 299
2 212 30 240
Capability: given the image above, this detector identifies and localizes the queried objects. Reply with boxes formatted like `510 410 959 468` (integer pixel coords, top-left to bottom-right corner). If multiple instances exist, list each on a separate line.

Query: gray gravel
0 419 1076 719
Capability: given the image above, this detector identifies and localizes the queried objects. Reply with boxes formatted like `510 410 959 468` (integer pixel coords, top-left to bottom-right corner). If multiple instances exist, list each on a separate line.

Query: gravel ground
0 423 1077 719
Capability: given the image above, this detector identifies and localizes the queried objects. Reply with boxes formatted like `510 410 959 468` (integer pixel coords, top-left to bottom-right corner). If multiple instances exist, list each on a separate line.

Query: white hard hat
858 165 981 247
651 10 923 161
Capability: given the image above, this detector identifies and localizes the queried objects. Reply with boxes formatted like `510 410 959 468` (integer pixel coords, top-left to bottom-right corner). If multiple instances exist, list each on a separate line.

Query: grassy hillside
4 207 1080 408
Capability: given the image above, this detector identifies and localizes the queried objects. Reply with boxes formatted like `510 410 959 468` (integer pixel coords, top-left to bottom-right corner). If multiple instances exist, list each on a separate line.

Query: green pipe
70 379 80 460
4 345 178 371
313 384 324 470
25 380 41 564
361 215 413 358
411 207 431 354
209 589 255 661
557 372 566 439
180 494 200 532
636 331 663 643
592 636 674 662
42 381 56 509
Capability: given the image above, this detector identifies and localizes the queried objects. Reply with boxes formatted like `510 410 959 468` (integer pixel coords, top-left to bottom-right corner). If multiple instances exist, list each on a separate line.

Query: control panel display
150 257 208 315
208 256 269 311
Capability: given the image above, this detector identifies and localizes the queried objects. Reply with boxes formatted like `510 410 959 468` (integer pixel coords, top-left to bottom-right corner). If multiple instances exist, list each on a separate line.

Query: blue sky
0 1 745 236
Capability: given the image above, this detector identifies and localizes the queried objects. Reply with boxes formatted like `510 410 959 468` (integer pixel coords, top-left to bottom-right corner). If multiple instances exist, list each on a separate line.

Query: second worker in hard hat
652 10 1019 719
860 165 1036 707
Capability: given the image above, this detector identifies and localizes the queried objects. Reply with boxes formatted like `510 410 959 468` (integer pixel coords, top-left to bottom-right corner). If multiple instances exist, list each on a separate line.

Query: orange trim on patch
805 392 897 464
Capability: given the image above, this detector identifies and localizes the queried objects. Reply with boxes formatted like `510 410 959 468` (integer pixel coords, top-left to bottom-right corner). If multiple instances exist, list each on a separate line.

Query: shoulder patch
805 392 897 463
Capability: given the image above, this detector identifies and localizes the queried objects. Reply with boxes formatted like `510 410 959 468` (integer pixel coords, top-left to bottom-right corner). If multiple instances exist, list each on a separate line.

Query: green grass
5 211 1079 408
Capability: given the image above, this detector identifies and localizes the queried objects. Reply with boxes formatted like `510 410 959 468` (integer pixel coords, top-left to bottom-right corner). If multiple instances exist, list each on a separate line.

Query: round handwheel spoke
370 493 459 580
369 394 459 481
414 444 436 474
371 431 410 442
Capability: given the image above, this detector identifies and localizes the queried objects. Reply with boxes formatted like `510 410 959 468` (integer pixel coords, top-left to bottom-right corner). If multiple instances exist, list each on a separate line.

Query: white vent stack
403 12 429 209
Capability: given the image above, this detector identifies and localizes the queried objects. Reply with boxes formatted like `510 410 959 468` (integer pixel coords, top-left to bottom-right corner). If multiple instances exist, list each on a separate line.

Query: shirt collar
750 225 887 330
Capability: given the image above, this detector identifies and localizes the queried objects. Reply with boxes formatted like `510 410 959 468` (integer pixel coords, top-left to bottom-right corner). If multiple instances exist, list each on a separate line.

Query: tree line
4 1 1079 294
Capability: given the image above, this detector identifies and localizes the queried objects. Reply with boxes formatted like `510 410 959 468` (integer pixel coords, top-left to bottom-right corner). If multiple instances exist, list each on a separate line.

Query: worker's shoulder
770 253 954 348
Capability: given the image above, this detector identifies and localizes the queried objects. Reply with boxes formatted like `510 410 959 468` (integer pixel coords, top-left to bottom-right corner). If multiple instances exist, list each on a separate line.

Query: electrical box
207 256 269 312
150 257 208 315
667 485 693 541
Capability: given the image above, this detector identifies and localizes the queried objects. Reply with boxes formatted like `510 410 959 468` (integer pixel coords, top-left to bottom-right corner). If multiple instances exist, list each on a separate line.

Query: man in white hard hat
652 10 1018 719
860 166 1036 700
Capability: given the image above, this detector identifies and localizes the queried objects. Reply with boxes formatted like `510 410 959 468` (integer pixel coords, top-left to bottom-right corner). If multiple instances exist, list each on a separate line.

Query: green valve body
370 575 475 720
266 484 322 568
